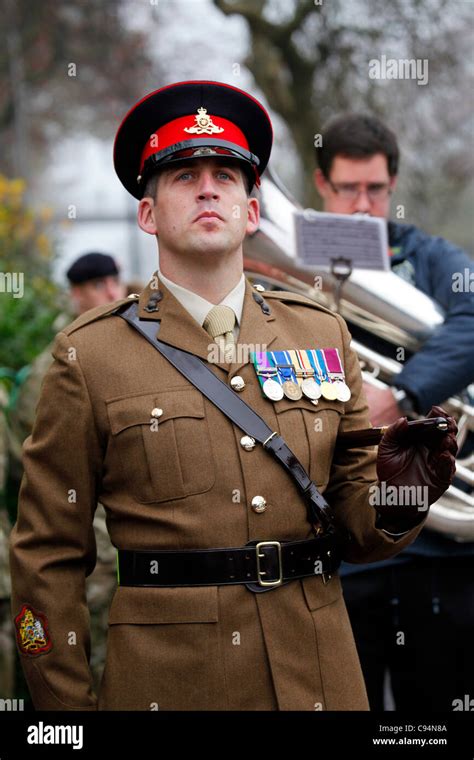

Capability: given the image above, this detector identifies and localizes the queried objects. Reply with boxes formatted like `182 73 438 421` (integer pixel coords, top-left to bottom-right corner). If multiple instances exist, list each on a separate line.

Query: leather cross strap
116 301 336 535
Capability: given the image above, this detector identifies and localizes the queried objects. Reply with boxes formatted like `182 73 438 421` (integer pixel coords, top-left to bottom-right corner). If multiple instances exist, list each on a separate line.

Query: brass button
240 435 256 451
230 376 246 392
251 495 267 513
151 407 163 418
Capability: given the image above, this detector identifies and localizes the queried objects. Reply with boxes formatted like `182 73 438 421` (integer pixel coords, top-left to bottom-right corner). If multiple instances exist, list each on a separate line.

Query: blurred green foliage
0 175 64 375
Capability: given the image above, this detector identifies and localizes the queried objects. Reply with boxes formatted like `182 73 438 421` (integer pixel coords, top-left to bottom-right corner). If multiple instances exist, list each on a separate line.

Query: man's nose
197 171 219 199
352 189 372 213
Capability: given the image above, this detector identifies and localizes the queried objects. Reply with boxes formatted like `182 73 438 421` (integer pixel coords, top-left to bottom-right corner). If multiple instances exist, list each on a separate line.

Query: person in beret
66 252 126 315
9 81 457 711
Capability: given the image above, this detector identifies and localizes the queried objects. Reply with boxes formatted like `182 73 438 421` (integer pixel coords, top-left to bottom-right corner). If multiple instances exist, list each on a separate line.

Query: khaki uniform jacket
9 274 426 711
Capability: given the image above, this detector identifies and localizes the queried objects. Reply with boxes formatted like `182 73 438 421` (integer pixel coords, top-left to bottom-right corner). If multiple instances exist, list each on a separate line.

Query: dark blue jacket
341 221 474 573
388 221 474 413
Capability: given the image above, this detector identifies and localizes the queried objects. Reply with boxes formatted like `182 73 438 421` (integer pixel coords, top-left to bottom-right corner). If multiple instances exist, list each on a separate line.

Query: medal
258 351 285 401
307 349 325 398
316 349 338 400
335 382 351 402
282 380 303 400
262 377 284 400
301 377 321 400
283 350 303 399
323 348 351 402
292 349 322 400
252 351 279 400
320 380 338 400
272 351 301 400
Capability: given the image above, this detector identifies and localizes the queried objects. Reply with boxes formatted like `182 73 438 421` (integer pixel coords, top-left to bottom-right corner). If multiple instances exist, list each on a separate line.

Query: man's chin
185 233 238 257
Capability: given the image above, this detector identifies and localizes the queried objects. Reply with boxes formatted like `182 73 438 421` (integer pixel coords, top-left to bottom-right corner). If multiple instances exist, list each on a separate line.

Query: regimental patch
14 604 53 656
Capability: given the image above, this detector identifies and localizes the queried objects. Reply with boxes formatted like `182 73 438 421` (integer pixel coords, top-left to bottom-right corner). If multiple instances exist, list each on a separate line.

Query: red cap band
140 112 250 173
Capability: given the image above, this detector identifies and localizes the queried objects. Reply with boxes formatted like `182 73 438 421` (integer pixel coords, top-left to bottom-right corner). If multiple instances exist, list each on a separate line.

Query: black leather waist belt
117 536 341 594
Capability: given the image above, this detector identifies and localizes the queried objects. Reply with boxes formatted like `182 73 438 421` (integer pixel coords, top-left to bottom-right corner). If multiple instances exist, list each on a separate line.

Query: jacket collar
137 272 278 375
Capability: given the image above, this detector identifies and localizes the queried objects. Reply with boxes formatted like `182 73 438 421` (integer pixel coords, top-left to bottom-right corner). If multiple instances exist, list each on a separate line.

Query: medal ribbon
309 348 327 385
323 348 345 380
270 351 290 387
287 349 304 387
296 349 317 382
251 350 274 392
306 350 322 382
315 349 330 383
283 350 299 385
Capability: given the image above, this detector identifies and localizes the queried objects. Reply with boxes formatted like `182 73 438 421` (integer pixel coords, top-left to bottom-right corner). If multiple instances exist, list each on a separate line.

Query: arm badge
14 604 53 657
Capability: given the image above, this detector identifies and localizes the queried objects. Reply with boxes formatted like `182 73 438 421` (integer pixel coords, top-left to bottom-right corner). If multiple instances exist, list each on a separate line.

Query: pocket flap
274 396 345 415
107 387 205 435
301 573 342 610
108 585 219 624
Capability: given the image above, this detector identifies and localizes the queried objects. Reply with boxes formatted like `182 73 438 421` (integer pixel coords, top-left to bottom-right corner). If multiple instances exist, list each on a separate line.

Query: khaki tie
203 305 236 363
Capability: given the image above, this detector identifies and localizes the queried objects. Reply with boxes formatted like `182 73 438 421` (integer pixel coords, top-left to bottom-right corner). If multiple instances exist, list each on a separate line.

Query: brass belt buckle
256 541 283 587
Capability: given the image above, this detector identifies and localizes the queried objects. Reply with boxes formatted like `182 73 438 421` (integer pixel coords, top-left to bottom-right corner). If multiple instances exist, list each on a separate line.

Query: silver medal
262 378 284 401
301 378 322 400
335 380 351 402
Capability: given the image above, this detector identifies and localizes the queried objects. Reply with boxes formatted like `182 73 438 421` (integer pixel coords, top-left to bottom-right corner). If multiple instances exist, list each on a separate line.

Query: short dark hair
143 172 160 201
141 159 252 201
315 113 399 178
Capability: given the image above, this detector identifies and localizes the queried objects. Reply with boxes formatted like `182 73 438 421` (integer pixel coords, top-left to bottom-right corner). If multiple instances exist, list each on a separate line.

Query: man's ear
246 196 260 235
314 168 330 199
389 175 398 193
137 197 158 236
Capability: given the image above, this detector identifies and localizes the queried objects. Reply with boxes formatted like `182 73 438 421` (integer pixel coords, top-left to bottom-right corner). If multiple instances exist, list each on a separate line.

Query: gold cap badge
184 107 224 135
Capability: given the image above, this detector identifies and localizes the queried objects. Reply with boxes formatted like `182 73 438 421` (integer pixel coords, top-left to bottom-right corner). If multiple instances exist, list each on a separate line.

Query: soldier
7 252 126 694
9 81 457 711
66 252 126 317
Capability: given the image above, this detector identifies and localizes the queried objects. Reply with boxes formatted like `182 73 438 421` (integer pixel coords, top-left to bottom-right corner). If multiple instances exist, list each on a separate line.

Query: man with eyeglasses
314 113 474 427
314 113 474 712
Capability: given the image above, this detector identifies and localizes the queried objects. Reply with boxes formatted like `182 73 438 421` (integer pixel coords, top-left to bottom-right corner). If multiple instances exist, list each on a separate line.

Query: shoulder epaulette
62 295 139 336
262 289 335 316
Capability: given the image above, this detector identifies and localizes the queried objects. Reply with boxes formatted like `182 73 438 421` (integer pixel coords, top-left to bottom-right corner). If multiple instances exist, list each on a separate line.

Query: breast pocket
106 387 216 503
274 396 344 487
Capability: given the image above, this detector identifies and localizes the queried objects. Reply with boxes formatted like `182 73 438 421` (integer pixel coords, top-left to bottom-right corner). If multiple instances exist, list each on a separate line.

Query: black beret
113 80 273 199
66 253 120 285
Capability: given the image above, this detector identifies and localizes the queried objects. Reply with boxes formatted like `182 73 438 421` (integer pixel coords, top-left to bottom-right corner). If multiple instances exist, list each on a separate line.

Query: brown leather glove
374 405 458 530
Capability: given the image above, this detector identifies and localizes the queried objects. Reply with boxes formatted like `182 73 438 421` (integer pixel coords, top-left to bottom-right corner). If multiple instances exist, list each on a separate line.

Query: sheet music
294 211 389 271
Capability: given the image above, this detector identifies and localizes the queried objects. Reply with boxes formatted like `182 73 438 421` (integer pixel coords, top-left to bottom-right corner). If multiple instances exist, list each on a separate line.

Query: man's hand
374 405 458 527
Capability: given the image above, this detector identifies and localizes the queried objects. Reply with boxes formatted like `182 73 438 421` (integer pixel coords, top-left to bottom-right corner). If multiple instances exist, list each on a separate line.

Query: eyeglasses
328 181 392 202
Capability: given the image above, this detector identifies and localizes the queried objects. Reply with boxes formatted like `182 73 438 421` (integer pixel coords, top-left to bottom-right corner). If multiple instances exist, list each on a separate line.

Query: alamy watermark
0 271 24 298
369 482 429 512
207 342 267 365
369 55 429 86
452 268 474 293
27 721 83 749
0 698 24 711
